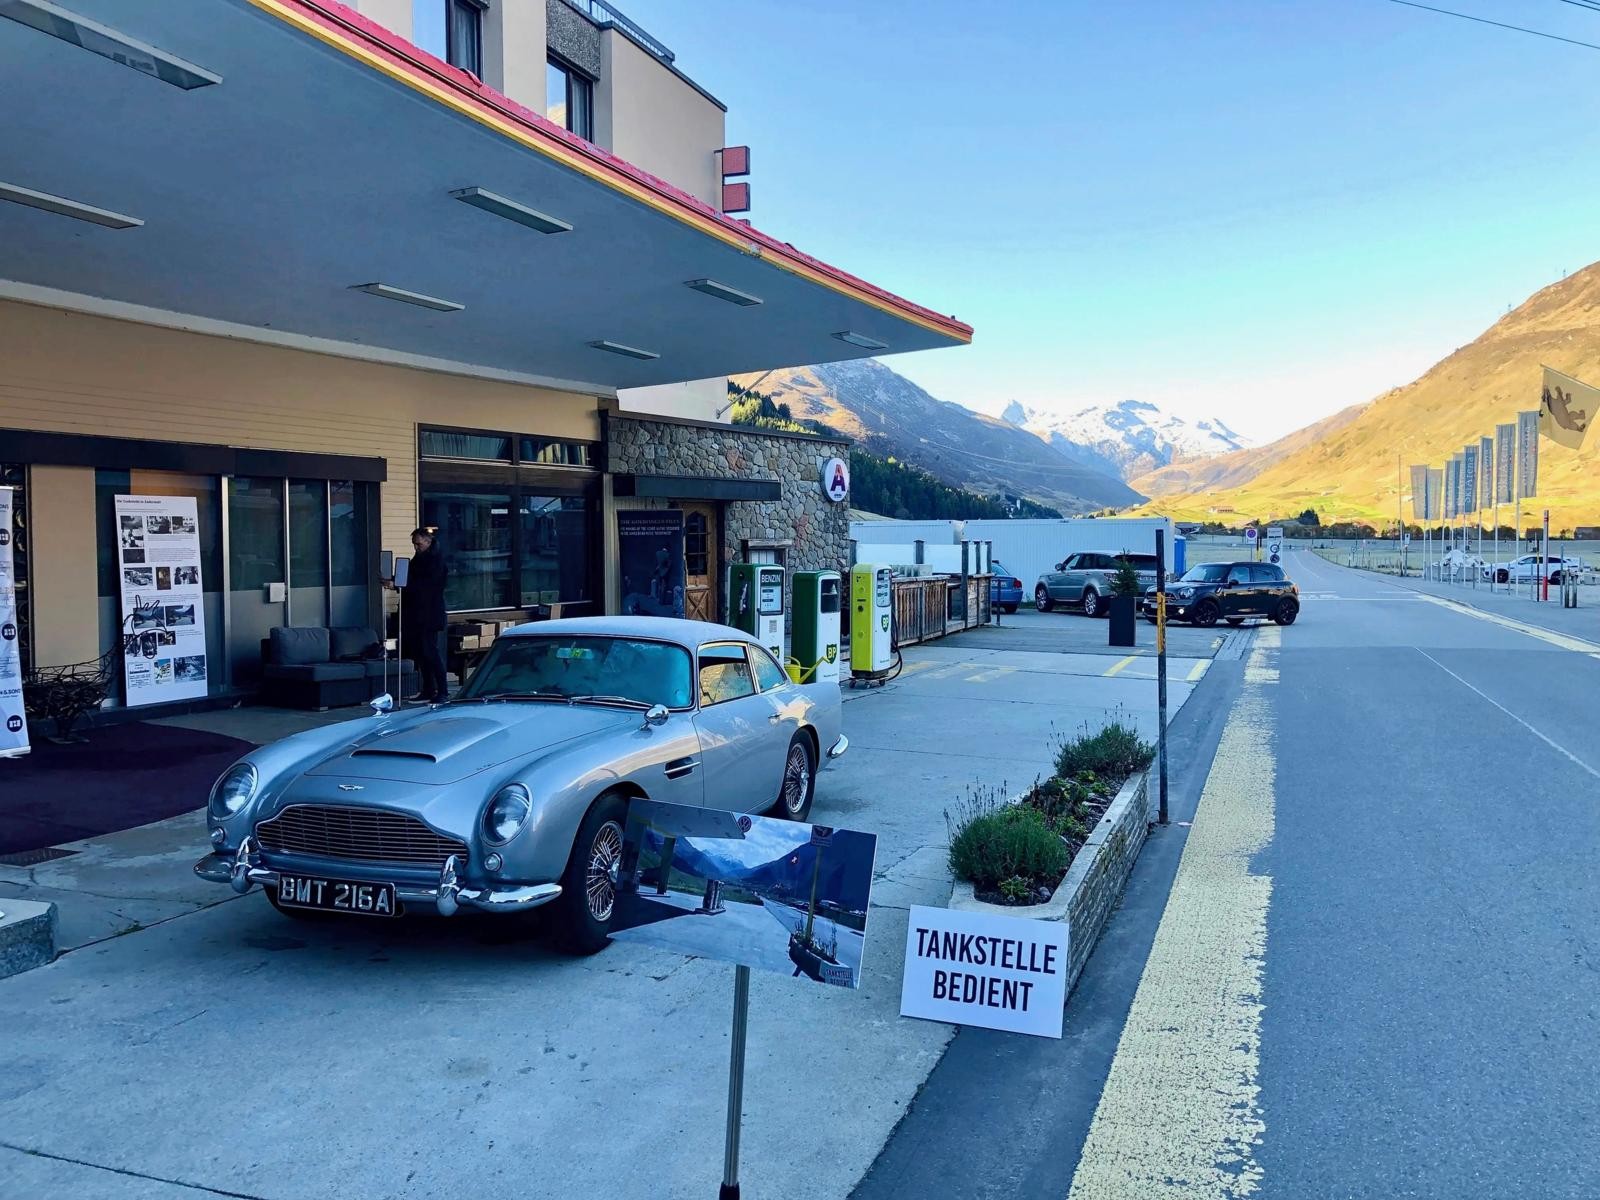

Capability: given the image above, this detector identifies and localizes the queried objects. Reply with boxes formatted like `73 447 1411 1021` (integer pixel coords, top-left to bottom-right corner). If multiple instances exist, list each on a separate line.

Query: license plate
276 873 399 917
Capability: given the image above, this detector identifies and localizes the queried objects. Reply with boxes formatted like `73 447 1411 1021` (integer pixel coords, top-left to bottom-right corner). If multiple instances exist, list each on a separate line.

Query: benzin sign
899 904 1069 1039
821 457 850 503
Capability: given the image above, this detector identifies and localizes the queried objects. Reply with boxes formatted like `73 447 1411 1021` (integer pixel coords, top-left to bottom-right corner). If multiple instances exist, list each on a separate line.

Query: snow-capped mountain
1001 399 1251 481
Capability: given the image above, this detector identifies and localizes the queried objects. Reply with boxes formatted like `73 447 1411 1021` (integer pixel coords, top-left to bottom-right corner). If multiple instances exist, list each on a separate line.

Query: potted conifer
1107 556 1140 647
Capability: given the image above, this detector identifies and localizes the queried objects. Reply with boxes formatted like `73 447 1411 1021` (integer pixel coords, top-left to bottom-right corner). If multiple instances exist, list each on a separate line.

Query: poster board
0 486 27 758
612 799 877 989
115 495 208 706
617 510 686 618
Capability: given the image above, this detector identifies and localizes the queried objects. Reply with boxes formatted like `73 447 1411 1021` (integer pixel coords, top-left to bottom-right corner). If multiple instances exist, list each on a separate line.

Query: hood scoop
353 717 505 764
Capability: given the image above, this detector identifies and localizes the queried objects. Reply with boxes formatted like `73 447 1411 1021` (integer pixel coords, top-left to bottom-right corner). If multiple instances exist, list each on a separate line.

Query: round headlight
210 763 258 819
484 784 532 846
1176 587 1194 600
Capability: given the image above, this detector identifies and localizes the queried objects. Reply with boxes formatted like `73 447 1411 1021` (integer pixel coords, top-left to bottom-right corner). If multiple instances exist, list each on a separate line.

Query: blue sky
643 0 1600 441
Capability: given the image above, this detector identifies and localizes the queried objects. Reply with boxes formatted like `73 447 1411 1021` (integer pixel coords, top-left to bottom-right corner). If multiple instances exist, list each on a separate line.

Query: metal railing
557 0 676 63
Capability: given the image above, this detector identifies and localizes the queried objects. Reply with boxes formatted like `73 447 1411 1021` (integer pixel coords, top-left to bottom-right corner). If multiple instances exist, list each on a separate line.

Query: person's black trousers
406 627 447 700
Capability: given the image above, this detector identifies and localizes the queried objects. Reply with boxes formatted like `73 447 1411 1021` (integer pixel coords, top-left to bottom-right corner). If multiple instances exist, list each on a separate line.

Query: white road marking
1413 594 1600 654
1067 636 1277 1198
1414 648 1600 782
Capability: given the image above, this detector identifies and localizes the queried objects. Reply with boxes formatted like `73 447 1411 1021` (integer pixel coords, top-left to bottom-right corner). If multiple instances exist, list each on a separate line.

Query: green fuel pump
791 571 841 684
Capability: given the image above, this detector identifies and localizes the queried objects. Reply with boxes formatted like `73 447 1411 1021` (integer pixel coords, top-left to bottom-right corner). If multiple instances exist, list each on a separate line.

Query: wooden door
680 503 718 623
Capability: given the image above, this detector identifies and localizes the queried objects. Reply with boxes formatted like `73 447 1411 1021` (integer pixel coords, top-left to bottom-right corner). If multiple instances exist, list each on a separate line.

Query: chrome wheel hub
585 821 623 922
783 747 810 813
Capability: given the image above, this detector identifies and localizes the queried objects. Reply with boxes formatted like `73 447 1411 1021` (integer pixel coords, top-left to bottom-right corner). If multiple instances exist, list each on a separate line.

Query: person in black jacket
400 527 449 703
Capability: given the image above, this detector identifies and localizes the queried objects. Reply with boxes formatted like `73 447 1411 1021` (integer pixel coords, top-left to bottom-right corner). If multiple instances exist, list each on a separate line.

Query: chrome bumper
828 734 849 760
193 838 562 916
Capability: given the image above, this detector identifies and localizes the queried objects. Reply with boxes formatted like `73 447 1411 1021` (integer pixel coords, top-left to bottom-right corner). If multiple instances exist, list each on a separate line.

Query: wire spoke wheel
782 744 811 815
584 820 623 922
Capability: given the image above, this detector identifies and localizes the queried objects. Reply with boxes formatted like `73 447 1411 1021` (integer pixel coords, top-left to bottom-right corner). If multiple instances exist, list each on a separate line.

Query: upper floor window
446 0 484 76
546 54 593 140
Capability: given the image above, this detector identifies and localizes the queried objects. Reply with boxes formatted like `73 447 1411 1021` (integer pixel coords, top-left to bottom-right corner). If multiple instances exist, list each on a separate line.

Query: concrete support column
482 0 548 106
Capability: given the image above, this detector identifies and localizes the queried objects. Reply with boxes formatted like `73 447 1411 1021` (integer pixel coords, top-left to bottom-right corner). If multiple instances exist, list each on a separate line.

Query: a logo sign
1265 525 1283 565
900 905 1069 1039
810 825 835 847
0 623 13 641
0 529 9 547
821 457 850 503
1244 526 1258 542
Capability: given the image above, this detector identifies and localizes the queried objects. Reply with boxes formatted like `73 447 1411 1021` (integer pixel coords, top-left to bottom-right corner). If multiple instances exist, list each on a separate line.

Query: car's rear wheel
1002 603 1019 615
1273 599 1299 626
773 734 817 822
1191 598 1220 628
1495 569 1509 583
1082 589 1102 618
1035 585 1053 613
554 792 628 955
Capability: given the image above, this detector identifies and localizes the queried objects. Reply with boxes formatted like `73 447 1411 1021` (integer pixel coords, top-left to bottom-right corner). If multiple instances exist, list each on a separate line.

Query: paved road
861 546 1600 1200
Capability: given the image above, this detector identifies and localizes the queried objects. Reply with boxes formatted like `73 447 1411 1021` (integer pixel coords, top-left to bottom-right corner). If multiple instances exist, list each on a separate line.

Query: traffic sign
1245 527 1258 542
1265 525 1283 565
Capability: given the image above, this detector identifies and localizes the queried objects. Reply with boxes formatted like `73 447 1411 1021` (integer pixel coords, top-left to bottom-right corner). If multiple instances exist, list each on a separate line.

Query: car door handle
664 757 699 779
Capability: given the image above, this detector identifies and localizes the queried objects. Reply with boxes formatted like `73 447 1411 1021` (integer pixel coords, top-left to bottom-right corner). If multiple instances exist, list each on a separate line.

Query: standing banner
617 510 686 618
0 486 28 758
1517 410 1539 498
1409 465 1429 522
1426 468 1443 521
1539 366 1596 451
115 495 208 706
1445 455 1460 519
1479 437 1494 512
1461 444 1479 514
1495 423 1516 505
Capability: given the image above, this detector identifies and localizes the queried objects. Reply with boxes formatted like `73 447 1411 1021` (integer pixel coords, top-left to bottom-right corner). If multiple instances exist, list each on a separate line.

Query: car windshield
459 636 694 709
1180 564 1230 583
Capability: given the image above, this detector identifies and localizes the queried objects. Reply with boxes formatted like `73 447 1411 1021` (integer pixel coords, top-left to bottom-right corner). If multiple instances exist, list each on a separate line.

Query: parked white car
1480 554 1584 584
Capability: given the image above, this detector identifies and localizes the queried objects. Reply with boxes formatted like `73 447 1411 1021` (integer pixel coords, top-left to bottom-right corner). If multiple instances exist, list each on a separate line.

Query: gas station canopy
0 0 971 391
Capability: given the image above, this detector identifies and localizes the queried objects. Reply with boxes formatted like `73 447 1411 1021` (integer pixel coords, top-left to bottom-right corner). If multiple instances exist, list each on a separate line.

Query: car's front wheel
773 734 817 822
1082 588 1102 618
1191 598 1220 627
1273 599 1299 626
554 791 628 955
1495 569 1509 583
1035 585 1053 613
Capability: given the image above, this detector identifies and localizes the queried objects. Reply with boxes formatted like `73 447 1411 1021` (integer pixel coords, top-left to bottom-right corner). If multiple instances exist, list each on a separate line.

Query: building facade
0 0 968 713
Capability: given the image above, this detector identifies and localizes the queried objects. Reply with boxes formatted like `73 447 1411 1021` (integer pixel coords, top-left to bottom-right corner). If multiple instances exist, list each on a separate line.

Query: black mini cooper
1140 561 1299 627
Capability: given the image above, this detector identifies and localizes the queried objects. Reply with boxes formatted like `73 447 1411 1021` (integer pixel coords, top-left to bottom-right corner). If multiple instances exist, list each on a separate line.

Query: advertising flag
0 486 27 758
1495 423 1515 504
1409 465 1428 522
1539 366 1596 451
1461 444 1479 513
1517 410 1539 497
1427 468 1443 521
1480 437 1493 509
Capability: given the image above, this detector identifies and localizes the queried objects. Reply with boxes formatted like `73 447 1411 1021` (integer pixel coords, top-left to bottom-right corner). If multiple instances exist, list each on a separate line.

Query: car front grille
255 804 467 870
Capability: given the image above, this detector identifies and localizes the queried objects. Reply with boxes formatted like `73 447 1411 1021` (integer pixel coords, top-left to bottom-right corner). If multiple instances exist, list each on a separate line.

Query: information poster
0 486 27 758
900 904 1069 1039
115 495 208 706
617 510 686 618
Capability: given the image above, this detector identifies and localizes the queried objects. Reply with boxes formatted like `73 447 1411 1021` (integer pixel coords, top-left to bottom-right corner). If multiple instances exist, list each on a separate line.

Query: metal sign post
1542 509 1551 603
720 964 751 1200
1154 529 1169 826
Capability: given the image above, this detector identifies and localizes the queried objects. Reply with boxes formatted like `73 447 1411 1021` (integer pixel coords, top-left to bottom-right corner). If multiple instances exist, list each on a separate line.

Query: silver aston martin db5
194 616 847 952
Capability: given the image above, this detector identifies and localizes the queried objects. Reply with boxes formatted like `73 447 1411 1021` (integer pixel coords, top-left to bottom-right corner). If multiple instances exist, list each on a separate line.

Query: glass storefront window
419 429 512 461
520 494 592 607
517 437 593 467
330 480 372 629
422 488 514 612
289 480 328 588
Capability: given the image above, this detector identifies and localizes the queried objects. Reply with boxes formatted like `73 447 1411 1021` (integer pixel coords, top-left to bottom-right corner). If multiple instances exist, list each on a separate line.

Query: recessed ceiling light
0 180 142 229
833 331 888 351
589 340 659 361
450 187 572 235
686 279 762 307
0 0 221 89
350 283 463 312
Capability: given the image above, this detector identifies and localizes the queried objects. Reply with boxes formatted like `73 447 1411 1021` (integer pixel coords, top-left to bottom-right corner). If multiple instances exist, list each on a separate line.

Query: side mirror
642 704 670 729
1055 561 1065 572
369 693 394 715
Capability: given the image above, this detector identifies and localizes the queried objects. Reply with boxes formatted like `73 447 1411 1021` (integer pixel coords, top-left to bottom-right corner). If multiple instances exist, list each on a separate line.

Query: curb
0 899 58 979
948 768 1151 996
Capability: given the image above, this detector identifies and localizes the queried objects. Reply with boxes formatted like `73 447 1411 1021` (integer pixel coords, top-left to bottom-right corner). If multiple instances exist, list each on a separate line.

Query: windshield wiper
459 689 572 704
567 694 651 709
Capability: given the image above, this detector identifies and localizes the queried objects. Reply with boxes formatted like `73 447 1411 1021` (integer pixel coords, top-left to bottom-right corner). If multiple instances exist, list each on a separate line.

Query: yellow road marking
1186 660 1210 682
964 666 1018 684
1068 635 1277 1199
1102 655 1138 678
1415 594 1600 654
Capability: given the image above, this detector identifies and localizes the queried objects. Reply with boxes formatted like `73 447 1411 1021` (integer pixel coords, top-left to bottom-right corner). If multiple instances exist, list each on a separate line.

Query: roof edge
246 0 972 346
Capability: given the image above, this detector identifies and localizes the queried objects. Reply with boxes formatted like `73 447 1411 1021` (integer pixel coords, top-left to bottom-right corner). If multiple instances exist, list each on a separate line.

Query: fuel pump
791 571 841 683
849 563 894 685
728 562 785 661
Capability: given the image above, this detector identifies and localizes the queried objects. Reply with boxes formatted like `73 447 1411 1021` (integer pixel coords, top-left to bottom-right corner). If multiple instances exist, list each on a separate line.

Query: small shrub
998 875 1033 904
1055 715 1155 786
946 791 1069 890
1110 556 1142 597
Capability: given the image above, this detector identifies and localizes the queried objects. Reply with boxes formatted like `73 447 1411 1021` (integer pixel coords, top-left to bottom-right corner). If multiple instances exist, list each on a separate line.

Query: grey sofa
260 626 415 710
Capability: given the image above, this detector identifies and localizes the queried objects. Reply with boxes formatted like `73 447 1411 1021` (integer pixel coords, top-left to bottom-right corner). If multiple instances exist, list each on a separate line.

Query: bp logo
880 615 890 632
824 644 838 663
5 715 21 734
0 623 14 641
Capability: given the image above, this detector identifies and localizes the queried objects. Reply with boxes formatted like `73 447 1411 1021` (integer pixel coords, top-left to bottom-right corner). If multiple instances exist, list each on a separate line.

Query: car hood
298 703 638 787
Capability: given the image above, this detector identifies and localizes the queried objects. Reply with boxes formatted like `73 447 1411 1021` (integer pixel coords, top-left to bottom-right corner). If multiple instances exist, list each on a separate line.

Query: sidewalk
1353 568 1600 648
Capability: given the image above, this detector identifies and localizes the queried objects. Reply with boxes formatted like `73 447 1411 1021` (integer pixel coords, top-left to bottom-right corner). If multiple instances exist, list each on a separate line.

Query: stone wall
608 416 852 585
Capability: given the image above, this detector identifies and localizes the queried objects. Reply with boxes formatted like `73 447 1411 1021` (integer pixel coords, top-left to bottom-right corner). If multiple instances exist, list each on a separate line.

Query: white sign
1265 525 1283 564
821 456 850 503
899 904 1069 1039
115 495 208 706
0 487 28 759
